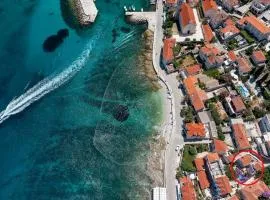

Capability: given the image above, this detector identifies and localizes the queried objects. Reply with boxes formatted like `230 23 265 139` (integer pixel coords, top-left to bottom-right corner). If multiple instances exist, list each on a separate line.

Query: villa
231 122 251 150
185 122 207 139
236 57 252 76
162 38 176 67
199 44 224 69
221 0 240 12
250 0 270 15
179 3 197 35
202 24 215 43
251 50 267 66
202 0 218 18
237 16 270 41
219 23 240 41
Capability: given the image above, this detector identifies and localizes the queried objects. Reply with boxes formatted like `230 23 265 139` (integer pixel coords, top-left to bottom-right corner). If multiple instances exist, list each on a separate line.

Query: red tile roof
224 18 235 26
200 44 223 65
228 50 237 62
194 158 205 171
163 38 176 62
180 176 197 200
186 123 206 137
197 171 210 189
231 96 246 113
220 24 240 35
232 123 250 150
236 57 252 74
183 76 207 111
202 24 214 43
215 176 232 196
254 162 262 172
166 0 177 5
239 154 252 167
213 139 228 154
202 0 218 14
179 3 196 27
185 64 202 76
206 152 219 163
240 180 270 200
252 50 266 63
237 16 270 34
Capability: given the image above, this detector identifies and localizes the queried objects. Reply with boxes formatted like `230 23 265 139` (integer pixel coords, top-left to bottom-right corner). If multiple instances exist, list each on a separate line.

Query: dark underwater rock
120 27 131 33
43 29 69 52
113 105 129 122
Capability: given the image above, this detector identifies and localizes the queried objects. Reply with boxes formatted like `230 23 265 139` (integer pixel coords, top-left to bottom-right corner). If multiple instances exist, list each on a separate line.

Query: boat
131 5 135 11
123 6 127 12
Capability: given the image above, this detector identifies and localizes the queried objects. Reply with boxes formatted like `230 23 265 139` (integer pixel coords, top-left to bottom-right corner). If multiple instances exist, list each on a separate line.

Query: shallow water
0 0 162 199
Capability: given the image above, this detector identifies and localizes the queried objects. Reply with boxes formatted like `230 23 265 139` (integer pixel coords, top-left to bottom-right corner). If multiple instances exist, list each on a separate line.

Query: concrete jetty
125 11 156 31
74 0 98 25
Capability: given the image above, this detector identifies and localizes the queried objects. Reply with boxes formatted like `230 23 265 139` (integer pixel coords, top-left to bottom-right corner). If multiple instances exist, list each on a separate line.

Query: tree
263 166 270 186
209 103 222 125
217 126 225 141
253 107 266 118
253 66 264 80
225 165 232 180
188 146 197 155
264 100 270 112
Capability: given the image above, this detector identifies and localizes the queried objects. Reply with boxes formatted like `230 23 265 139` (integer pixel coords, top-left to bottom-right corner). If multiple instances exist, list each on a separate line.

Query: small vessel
123 6 127 12
141 8 144 12
131 5 135 11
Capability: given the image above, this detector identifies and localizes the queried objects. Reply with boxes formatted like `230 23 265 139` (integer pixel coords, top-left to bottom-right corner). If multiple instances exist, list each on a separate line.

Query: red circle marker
229 149 264 186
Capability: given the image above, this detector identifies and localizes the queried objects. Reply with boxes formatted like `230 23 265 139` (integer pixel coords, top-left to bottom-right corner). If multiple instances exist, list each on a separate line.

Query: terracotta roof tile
194 158 205 171
202 24 214 43
206 152 219 163
179 3 196 27
163 38 176 62
232 123 250 150
213 139 228 154
166 0 177 4
183 76 207 111
241 180 270 200
197 171 210 189
180 176 197 200
239 154 252 167
236 57 252 73
202 0 218 14
186 123 206 137
220 24 240 35
228 50 237 62
215 176 232 196
185 64 202 76
237 16 270 34
252 50 266 63
231 96 246 113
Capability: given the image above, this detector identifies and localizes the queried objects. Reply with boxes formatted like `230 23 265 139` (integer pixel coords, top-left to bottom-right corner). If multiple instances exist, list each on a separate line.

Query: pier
125 11 156 31
74 0 98 25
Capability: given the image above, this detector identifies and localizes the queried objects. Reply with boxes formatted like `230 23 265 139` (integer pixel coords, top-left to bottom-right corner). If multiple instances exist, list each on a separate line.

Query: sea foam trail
0 45 92 124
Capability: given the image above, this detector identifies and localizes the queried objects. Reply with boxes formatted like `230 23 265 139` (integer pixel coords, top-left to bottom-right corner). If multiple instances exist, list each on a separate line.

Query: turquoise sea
0 0 163 199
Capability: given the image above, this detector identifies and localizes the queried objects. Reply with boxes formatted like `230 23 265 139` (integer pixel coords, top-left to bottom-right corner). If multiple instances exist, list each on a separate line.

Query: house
202 0 218 18
222 0 239 12
219 23 240 41
208 10 228 29
185 122 206 139
179 3 197 35
180 176 197 200
162 38 176 67
250 0 270 15
197 110 218 138
199 44 224 69
215 176 232 197
183 76 208 112
227 50 238 63
237 154 252 168
194 157 205 171
202 24 215 43
197 170 210 190
232 123 251 150
236 57 252 76
165 0 178 8
259 113 270 133
237 15 270 41
212 139 228 155
251 50 267 65
184 64 202 76
226 95 247 116
239 180 270 200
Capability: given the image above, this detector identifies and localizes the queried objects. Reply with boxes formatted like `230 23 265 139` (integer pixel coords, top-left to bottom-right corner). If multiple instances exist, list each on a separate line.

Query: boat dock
125 11 156 31
75 0 98 25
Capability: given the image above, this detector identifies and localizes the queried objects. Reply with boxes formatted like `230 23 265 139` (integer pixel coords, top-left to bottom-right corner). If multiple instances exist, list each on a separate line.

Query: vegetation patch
240 30 255 44
181 145 197 172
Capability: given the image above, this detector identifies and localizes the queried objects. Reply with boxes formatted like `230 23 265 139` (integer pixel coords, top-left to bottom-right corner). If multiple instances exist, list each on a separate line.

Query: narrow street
152 1 185 199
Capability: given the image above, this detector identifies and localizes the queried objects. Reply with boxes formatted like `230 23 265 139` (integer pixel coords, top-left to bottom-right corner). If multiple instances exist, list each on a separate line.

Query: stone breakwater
73 0 98 26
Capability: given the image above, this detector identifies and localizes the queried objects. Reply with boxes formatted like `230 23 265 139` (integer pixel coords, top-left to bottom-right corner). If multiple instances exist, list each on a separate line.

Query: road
152 1 185 199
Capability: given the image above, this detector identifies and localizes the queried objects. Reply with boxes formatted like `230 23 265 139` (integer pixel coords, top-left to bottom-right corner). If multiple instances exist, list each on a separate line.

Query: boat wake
0 44 93 124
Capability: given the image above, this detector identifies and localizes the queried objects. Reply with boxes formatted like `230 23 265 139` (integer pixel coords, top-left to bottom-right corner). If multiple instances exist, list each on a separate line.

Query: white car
175 145 180 152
